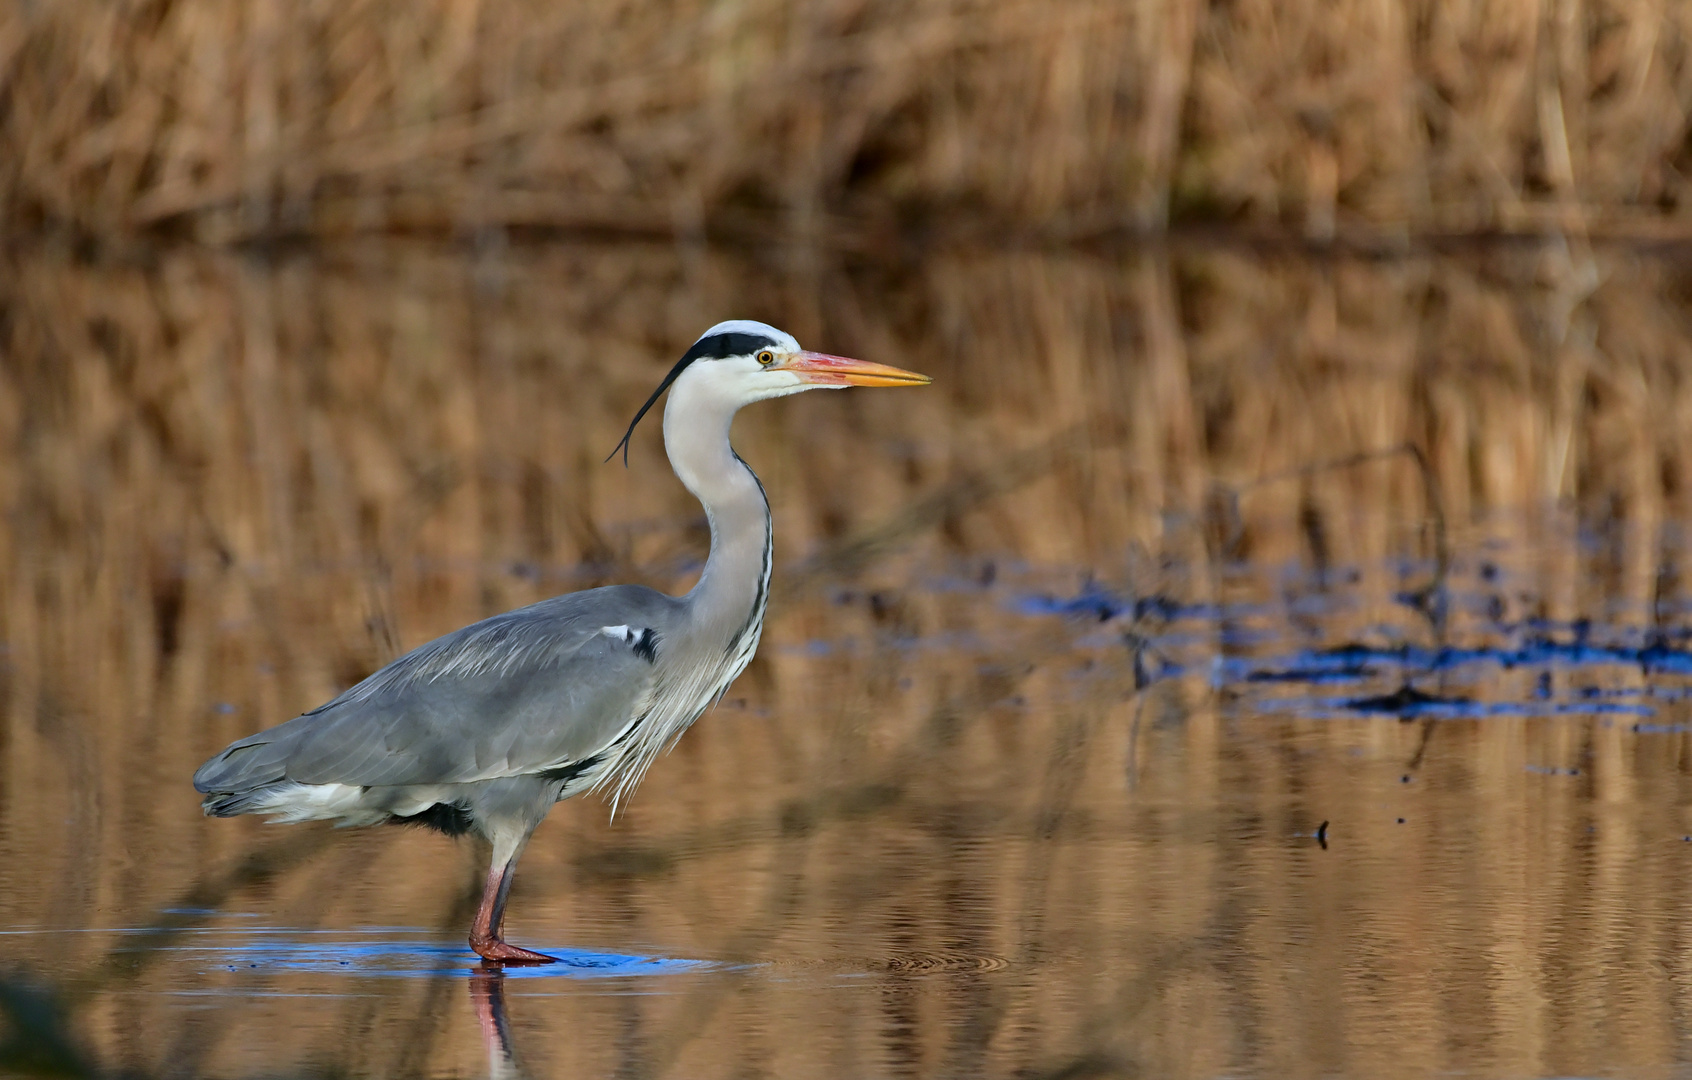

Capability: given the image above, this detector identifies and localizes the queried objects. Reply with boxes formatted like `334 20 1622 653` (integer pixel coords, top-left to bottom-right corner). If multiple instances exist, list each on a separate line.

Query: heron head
608 320 930 464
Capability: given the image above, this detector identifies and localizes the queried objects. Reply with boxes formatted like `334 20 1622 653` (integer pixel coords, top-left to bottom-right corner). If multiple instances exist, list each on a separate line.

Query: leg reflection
469 964 528 1080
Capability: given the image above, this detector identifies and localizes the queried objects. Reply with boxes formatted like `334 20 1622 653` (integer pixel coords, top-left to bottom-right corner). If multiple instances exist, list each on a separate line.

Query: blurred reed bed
3 240 1692 1076
3 0 1692 240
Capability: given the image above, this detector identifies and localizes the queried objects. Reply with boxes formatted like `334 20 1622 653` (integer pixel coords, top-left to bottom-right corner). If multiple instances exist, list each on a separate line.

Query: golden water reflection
3 238 1692 1078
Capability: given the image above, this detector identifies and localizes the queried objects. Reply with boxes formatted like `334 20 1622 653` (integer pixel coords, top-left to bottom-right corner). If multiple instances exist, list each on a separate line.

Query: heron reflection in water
193 321 930 961
471 966 525 1080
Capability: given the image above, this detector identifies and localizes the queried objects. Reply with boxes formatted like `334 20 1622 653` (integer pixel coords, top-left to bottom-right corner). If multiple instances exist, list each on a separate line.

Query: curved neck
662 380 771 642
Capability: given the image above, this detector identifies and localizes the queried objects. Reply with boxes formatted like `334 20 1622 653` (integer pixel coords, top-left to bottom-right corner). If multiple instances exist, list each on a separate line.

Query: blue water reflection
1018 554 1692 725
91 926 721 984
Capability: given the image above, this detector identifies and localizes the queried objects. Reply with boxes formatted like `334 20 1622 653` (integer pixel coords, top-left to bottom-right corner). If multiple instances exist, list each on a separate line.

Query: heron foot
470 934 558 964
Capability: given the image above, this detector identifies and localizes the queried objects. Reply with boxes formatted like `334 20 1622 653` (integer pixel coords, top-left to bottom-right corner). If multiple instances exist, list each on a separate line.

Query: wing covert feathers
193 585 675 794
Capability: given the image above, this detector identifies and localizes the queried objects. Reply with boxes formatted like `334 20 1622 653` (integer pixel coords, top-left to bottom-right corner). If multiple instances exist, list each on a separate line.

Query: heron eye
757 351 775 366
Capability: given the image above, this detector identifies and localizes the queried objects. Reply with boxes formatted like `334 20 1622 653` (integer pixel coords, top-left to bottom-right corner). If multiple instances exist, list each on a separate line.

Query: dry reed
3 0 1692 240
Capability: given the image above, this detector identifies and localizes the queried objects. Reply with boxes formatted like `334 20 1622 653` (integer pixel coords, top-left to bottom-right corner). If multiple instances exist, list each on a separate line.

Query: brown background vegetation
3 0 1692 241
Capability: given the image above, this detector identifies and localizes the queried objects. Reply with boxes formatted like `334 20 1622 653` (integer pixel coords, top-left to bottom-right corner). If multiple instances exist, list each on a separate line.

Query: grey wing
193 584 679 792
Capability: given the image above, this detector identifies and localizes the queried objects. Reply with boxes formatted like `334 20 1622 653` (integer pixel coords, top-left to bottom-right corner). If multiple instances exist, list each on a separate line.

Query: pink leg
469 856 556 964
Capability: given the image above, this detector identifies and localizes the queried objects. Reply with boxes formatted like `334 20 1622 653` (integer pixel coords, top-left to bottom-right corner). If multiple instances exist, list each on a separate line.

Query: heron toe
470 935 558 964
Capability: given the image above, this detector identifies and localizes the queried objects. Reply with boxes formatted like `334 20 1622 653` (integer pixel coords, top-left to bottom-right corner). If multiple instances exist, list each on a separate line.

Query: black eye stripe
688 332 782 360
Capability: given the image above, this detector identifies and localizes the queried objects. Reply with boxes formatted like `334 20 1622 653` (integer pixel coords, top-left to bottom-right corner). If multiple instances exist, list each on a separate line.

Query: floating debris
1344 684 1465 717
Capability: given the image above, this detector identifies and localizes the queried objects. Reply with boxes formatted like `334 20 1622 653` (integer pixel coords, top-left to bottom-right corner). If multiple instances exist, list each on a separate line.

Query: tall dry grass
3 0 1692 240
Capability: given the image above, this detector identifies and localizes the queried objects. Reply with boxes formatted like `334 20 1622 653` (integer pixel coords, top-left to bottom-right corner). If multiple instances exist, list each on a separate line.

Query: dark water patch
1228 631 1692 685
1016 584 1189 623
1343 684 1467 716
1244 645 1386 685
1254 694 1653 721
974 553 1692 726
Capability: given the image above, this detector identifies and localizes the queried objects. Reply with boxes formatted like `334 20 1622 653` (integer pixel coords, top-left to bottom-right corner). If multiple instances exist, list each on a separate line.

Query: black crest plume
606 331 782 466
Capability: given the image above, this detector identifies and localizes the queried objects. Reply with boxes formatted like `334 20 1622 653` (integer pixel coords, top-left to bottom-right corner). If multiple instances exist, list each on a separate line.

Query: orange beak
787 351 932 388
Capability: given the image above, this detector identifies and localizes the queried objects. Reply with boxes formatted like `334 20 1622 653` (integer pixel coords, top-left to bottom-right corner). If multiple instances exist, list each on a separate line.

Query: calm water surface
4 237 1692 1078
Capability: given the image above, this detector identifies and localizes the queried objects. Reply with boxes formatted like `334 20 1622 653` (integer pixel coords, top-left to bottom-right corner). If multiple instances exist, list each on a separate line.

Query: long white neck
661 375 772 647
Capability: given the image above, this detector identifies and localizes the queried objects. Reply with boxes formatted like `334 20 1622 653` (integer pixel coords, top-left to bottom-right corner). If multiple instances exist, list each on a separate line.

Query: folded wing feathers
195 586 677 797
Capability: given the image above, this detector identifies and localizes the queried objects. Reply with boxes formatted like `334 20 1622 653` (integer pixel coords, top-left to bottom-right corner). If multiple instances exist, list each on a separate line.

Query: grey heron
193 320 930 963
